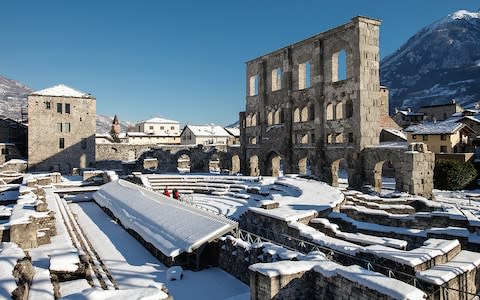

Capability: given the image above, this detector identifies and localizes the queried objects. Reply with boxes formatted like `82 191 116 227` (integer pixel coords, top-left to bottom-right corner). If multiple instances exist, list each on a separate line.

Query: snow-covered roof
382 128 407 140
224 127 240 137
397 110 424 116
185 125 231 137
93 180 238 258
140 117 179 124
32 84 92 98
405 122 465 135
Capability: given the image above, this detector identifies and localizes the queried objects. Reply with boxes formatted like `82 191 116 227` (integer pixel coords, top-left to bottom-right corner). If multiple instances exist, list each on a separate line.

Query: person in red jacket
173 189 180 200
163 186 170 197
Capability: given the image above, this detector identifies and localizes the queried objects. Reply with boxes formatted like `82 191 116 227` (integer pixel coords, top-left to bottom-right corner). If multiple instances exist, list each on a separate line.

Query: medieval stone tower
27 84 96 173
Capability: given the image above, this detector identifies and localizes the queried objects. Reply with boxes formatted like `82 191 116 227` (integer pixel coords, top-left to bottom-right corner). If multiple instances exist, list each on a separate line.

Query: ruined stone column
402 143 435 198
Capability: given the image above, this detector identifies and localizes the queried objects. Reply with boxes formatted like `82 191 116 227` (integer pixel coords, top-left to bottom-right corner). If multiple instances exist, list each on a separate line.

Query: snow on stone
365 239 459 267
29 268 55 299
290 222 363 255
142 116 179 124
249 176 343 222
416 250 480 285
450 10 480 20
0 242 25 298
250 258 426 300
336 265 426 300
49 249 80 272
93 179 237 257
311 218 407 249
63 287 169 300
32 84 91 98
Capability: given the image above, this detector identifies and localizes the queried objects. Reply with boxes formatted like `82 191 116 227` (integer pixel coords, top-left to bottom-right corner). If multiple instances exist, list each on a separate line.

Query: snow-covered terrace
93 179 238 258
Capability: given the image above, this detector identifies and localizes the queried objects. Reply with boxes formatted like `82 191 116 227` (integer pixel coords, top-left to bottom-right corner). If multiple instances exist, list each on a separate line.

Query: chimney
452 99 456 104
394 107 399 114
407 108 412 113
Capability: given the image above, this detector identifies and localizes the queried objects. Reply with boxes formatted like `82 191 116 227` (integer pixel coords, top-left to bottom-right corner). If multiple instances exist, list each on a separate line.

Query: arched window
327 134 333 144
332 49 347 82
301 106 309 122
293 108 301 123
246 115 252 127
267 111 273 125
335 102 343 120
309 104 315 121
335 133 344 144
345 100 353 118
326 103 334 121
251 113 257 126
274 110 280 124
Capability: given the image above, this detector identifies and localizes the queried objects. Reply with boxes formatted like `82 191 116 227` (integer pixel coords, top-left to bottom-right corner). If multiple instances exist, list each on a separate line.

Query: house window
65 123 71 133
298 61 311 90
412 135 417 140
423 135 428 141
59 138 65 149
149 126 154 130
272 68 283 91
57 123 63 132
46 102 51 109
1 148 7 155
441 134 447 141
57 103 62 113
81 138 87 149
249 75 259 96
440 146 447 153
160 126 164 130
171 126 175 130
65 103 71 114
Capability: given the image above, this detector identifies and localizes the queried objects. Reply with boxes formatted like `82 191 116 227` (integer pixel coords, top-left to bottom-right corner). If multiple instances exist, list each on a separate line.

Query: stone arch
249 155 259 176
326 103 334 120
298 157 312 175
175 150 192 173
266 151 283 177
208 153 220 173
231 154 240 174
293 108 301 123
331 158 349 187
373 160 399 193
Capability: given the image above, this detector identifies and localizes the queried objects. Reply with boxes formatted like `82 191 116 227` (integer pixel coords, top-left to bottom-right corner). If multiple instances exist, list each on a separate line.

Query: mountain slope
381 10 480 113
0 75 130 133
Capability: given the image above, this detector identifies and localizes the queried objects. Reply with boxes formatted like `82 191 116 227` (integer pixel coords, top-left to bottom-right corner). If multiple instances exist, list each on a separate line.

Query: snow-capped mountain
381 10 480 113
0 75 32 120
0 75 131 133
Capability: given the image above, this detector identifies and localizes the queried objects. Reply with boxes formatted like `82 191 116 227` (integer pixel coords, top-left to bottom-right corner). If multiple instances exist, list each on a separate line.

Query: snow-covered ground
69 202 249 299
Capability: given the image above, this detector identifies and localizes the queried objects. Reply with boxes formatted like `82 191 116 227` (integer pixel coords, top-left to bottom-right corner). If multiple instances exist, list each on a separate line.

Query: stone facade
240 16 434 197
28 85 96 173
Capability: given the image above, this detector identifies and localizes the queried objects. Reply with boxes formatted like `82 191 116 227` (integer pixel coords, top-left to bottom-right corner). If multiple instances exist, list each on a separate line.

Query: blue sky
0 1 477 126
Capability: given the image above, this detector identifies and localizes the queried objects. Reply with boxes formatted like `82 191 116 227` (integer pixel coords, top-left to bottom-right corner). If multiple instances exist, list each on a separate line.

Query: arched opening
335 102 343 120
301 106 309 122
326 103 334 121
80 153 87 169
177 154 191 173
331 158 349 187
293 108 301 123
208 154 220 174
231 155 240 174
267 111 273 125
345 99 353 118
332 49 347 82
249 155 259 176
251 113 257 126
374 160 397 193
298 157 312 175
246 114 252 127
266 152 283 177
